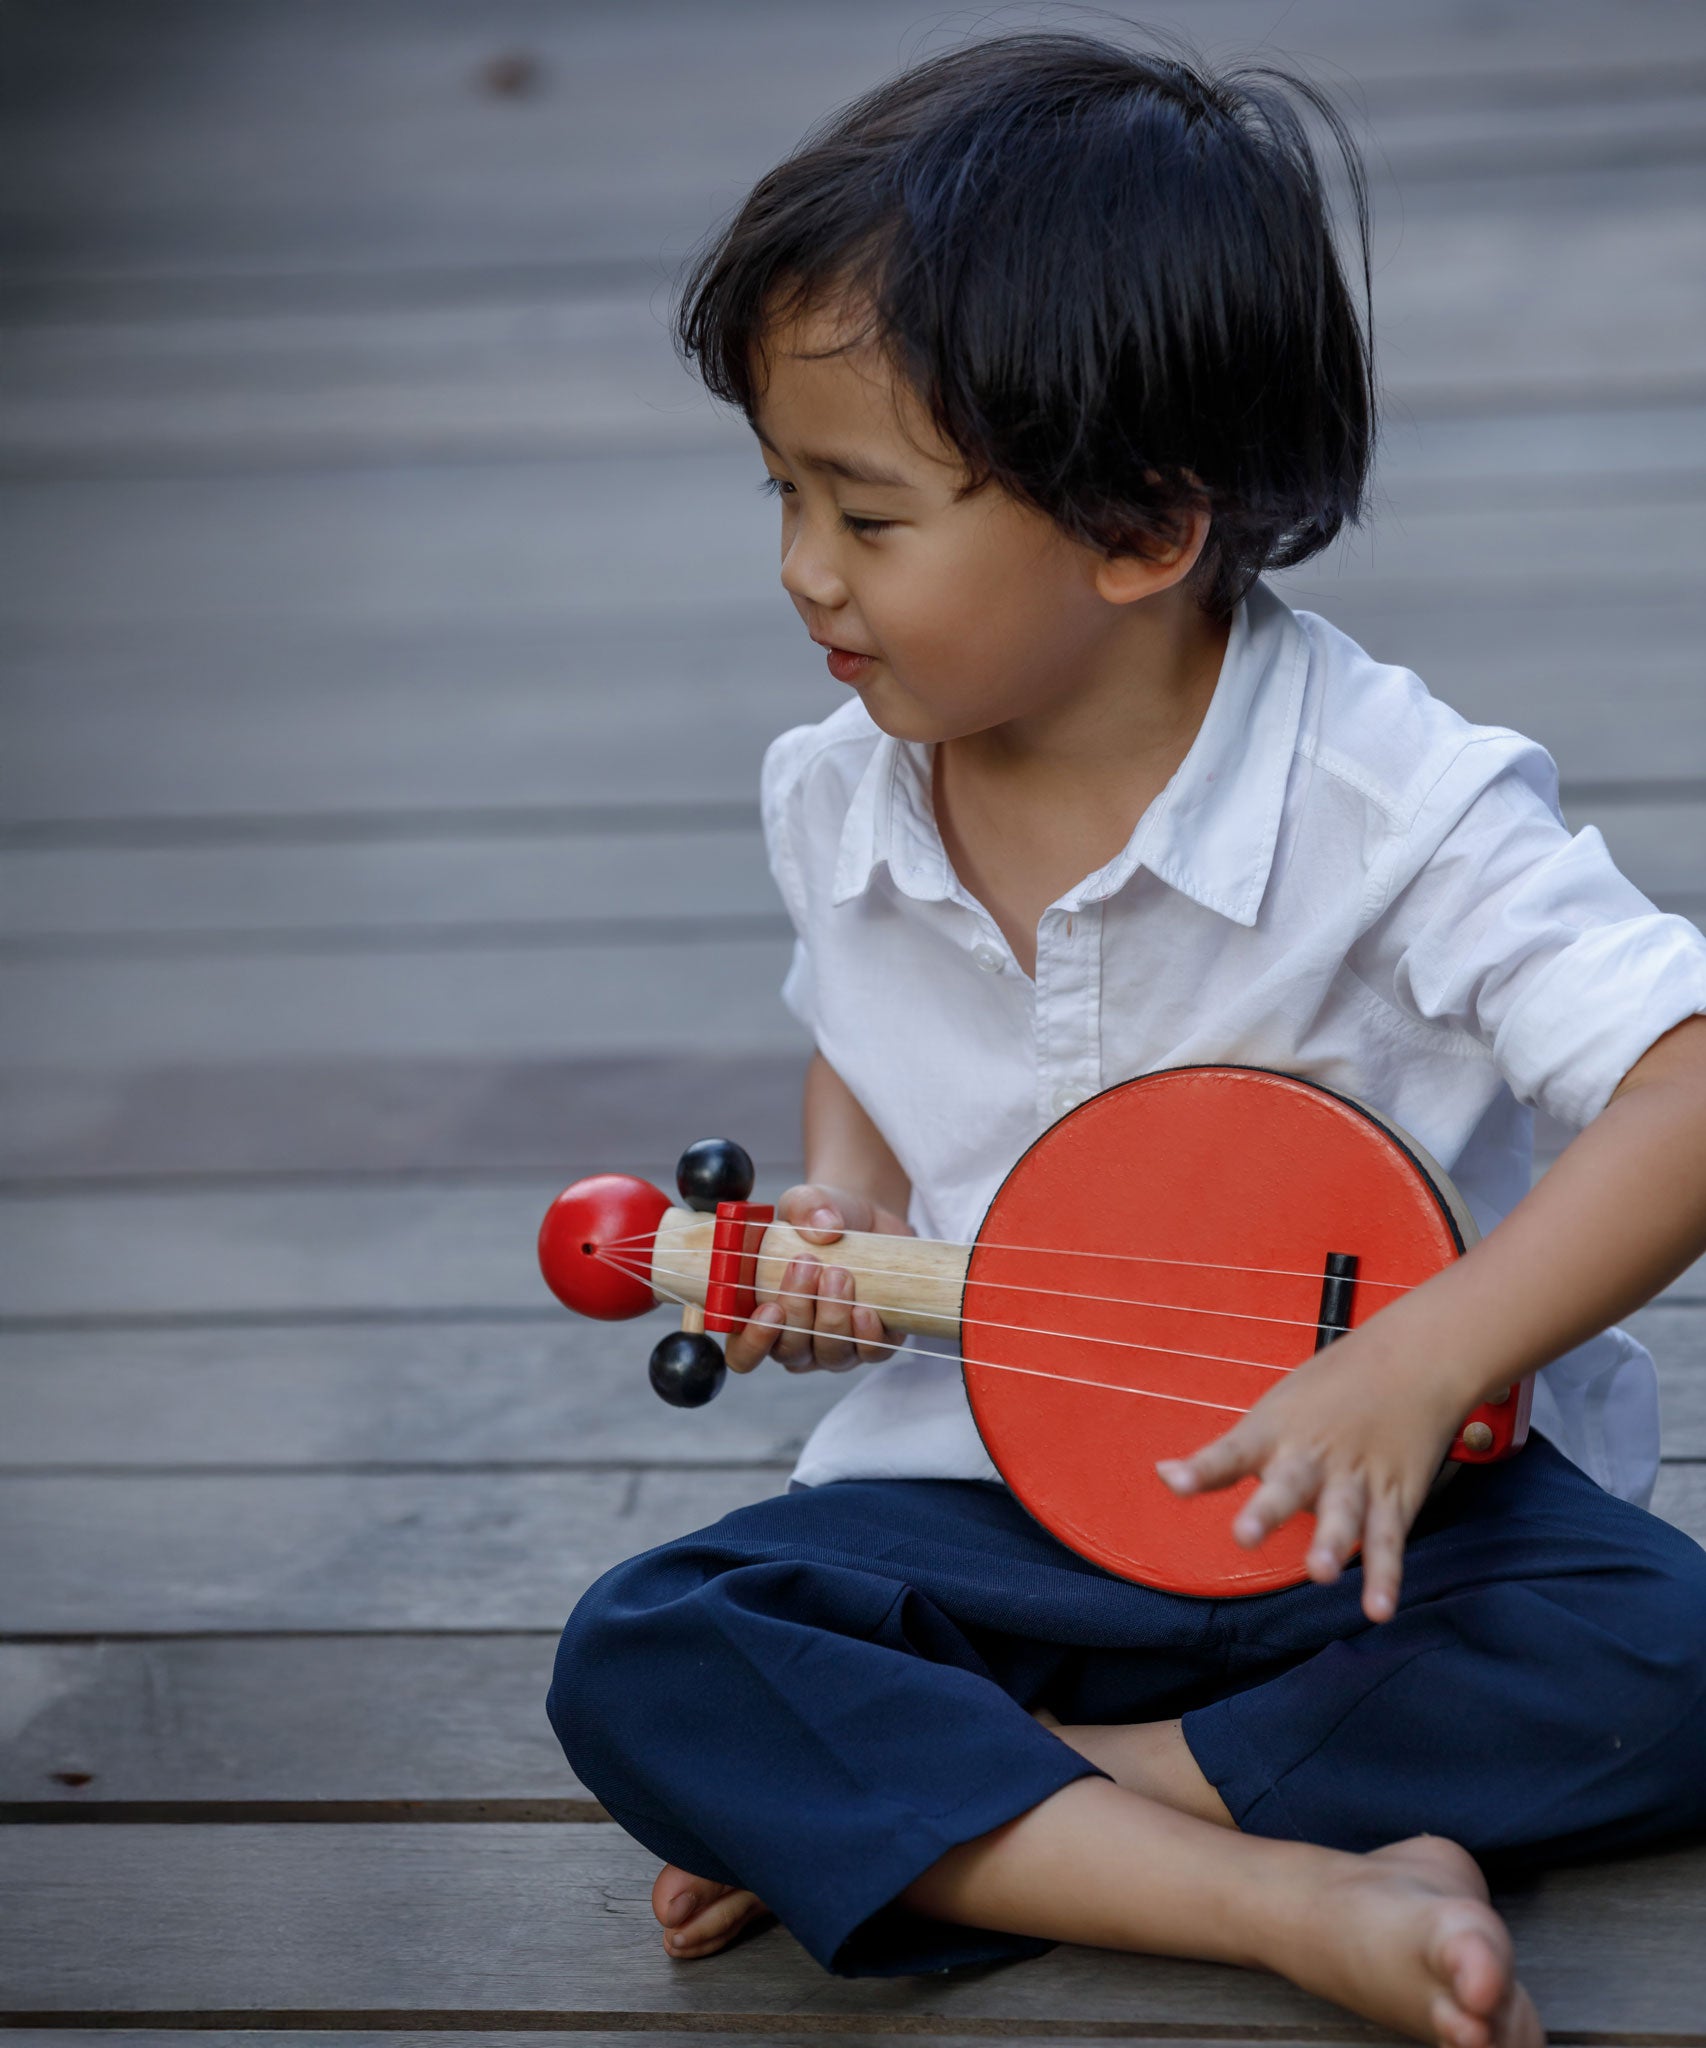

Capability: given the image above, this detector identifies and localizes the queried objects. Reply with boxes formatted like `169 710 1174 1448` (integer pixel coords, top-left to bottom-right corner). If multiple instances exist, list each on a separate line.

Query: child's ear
1093 505 1212 605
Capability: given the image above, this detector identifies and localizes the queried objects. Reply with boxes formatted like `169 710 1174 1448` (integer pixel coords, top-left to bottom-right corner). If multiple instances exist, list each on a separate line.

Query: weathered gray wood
0 613 825 826
5 594 1699 830
0 1052 807 1180
0 2038 1341 2048
0 933 805 1065
1649 1461 1706 1546
3 1822 1704 2032
3 797 1697 947
4 1179 1701 1323
6 261 1702 467
0 2038 1342 2048
0 1467 781 1635
2 461 1699 643
1634 1303 1706 1454
0 829 777 943
3 1458 1699 1640
2 1308 1697 1473
0 1315 842 1471
0 1636 579 1812
0 2038 1351 2048
7 0 1706 299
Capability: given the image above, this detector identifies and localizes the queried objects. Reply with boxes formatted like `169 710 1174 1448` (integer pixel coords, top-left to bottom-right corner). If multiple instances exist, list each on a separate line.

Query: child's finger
1156 1424 1263 1497
852 1302 897 1366
779 1185 849 1247
1230 1448 1321 1548
725 1302 784 1374
774 1257 823 1371
810 1265 857 1370
1306 1472 1367 1582
1359 1490 1408 1622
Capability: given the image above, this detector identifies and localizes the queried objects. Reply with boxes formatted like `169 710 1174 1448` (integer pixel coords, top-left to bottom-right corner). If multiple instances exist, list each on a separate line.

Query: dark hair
676 31 1376 620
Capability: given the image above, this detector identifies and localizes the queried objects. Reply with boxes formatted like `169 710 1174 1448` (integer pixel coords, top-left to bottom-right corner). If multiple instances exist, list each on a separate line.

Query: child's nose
780 528 849 611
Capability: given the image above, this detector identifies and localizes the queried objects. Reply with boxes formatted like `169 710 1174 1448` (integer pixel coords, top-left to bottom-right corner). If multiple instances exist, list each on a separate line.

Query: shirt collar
831 579 1310 927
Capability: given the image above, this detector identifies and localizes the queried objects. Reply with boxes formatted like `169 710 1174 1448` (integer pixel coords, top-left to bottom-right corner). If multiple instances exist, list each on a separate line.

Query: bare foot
1282 1836 1543 2048
650 1860 773 1960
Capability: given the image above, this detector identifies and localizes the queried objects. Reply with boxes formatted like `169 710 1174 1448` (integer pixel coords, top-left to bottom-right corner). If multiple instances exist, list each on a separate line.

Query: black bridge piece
1314 1252 1359 1351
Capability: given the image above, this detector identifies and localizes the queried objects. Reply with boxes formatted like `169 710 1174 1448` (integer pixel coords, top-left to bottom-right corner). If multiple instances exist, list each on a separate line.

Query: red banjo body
539 1066 1531 1598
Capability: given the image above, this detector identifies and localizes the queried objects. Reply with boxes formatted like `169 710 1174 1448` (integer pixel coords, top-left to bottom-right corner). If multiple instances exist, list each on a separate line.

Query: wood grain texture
0 1466 783 1635
3 796 1697 947
5 1822 1706 2033
0 935 807 1065
0 1636 576 1810
0 1052 810 1181
2 1305 1697 1474
3 1460 1699 1641
0 2038 1366 2048
4 1179 1702 1323
2 465 1699 645
8 0 1706 295
0 828 779 943
7 598 1700 830
0 1314 844 1471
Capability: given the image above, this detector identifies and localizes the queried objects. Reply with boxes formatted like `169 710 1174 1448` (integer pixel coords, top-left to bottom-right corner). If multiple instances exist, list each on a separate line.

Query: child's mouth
825 647 876 684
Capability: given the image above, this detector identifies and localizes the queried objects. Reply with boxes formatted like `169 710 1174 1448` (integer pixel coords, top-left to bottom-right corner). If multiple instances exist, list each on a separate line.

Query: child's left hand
1155 1321 1470 1624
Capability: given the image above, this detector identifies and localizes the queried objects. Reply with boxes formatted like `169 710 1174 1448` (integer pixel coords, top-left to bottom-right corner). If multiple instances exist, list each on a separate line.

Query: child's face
751 300 1181 745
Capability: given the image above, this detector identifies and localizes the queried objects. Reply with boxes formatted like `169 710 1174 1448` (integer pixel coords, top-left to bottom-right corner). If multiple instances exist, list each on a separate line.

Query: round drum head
960 1067 1464 1596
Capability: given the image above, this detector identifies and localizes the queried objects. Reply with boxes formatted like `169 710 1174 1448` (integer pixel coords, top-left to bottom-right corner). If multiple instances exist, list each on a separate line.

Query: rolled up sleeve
1365 749 1706 1130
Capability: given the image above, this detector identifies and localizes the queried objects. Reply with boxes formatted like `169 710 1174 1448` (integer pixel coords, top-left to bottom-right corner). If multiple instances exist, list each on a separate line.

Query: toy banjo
539 1066 1531 1598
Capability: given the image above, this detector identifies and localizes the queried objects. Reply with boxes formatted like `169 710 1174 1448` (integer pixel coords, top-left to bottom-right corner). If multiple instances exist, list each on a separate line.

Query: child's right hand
724 1183 914 1376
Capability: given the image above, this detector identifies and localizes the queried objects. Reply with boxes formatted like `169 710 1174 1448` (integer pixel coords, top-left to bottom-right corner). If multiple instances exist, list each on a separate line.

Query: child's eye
758 474 794 500
839 512 893 538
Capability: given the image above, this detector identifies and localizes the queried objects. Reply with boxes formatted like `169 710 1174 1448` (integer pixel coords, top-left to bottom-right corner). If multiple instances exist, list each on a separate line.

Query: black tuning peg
648 1329 728 1408
675 1138 755 1212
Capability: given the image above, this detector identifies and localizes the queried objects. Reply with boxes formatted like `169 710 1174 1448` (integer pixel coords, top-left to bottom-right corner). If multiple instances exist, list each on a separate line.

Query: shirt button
972 943 1004 972
1052 1086 1087 1117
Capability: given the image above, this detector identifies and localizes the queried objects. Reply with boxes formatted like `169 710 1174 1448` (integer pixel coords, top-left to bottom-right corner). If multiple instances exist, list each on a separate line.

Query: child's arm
1159 1011 1706 1623
724 1051 915 1376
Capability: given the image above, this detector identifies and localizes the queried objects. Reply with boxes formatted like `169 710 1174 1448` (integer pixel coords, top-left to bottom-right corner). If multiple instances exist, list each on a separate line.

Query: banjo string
619 1250 1249 1415
582 1221 1422 1295
639 1243 1365 1340
591 1244 1331 1379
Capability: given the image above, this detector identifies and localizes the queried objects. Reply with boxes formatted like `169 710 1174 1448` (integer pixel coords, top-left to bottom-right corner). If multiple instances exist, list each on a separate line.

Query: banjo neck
652 1207 967 1341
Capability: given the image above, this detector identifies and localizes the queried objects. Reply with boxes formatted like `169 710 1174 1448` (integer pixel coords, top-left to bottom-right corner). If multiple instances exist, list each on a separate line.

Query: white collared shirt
761 581 1706 1506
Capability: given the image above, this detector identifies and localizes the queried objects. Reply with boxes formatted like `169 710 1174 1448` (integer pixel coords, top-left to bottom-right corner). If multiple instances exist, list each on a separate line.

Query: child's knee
546 1552 664 1785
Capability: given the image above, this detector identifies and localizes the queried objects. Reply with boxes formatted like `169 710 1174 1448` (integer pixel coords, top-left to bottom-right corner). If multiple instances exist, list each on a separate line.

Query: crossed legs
649 1712 1539 2047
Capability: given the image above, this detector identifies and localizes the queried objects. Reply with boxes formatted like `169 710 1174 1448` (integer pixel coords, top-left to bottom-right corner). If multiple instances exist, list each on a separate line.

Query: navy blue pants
548 1436 1706 1977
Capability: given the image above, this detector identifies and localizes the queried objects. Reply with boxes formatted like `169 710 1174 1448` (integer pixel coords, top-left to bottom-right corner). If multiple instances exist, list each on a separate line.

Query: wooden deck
2 1 1704 2036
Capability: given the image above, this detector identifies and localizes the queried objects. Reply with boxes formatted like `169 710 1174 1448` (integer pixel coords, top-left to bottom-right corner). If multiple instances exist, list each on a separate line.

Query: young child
548 35 1706 2045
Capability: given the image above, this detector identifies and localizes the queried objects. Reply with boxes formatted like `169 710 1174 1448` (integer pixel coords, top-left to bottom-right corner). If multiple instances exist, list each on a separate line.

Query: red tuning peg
537 1173 670 1320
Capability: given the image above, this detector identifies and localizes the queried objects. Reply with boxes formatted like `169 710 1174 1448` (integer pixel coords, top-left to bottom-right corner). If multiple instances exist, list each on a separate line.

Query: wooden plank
1 462 1699 642
1636 1303 1706 1454
0 2038 1340 2048
3 1458 1699 1641
0 933 805 1065
6 257 1703 470
0 1051 809 1180
0 611 829 826
0 828 777 943
3 1821 1705 2033
0 1636 580 1814
7 1 1706 296
3 1179 1701 1324
0 1466 781 1635
2 1306 1698 1475
0 2038 1339 2048
4 595 1697 828
0 1314 843 1472
3 796 1697 948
